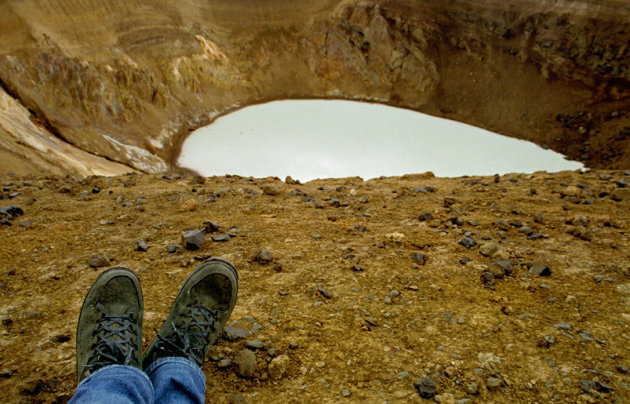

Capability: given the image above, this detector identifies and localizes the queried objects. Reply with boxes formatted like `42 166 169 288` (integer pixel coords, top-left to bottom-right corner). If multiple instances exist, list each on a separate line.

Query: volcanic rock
182 230 205 250
414 376 437 399
235 349 256 379
529 263 552 276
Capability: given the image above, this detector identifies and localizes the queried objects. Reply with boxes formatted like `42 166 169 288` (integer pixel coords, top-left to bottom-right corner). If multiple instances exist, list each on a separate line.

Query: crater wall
0 0 628 174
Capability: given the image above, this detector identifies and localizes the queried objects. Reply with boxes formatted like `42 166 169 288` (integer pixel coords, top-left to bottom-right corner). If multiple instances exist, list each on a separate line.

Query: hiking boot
76 267 143 382
143 257 238 369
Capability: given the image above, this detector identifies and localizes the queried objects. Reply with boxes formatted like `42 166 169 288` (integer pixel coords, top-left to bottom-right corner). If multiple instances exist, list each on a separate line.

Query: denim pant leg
69 365 154 404
146 357 206 404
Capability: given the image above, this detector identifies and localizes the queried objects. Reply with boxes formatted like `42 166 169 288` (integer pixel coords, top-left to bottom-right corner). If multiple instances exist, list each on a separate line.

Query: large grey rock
223 317 263 341
182 230 205 250
235 349 256 379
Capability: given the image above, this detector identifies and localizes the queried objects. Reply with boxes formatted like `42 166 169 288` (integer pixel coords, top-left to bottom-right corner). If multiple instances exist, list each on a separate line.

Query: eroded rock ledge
0 0 628 175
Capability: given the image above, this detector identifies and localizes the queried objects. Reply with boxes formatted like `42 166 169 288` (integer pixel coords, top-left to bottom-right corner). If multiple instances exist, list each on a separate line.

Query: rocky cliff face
0 0 628 175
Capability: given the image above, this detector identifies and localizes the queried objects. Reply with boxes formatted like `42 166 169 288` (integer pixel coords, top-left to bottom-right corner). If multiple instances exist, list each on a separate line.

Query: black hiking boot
76 267 143 382
142 257 238 369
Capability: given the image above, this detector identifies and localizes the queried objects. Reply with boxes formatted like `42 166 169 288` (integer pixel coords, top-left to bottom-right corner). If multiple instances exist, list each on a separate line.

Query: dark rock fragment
459 237 476 249
481 272 495 290
443 197 460 207
579 379 597 393
529 263 551 276
519 226 533 235
223 317 263 341
579 330 594 341
596 381 613 392
494 219 510 231
254 249 273 264
211 234 230 242
0 205 23 218
203 221 220 233
414 376 437 399
418 212 433 221
88 254 109 268
182 230 205 250
318 287 333 299
538 335 555 348
449 216 463 226
411 252 426 265
488 259 513 278
245 339 265 350
486 376 505 390
20 378 44 396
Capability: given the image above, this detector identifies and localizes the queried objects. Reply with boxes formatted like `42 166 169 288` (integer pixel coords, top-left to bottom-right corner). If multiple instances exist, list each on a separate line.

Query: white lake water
178 100 583 182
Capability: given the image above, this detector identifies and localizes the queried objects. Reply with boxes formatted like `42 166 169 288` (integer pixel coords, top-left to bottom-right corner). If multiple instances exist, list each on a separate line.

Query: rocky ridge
0 0 628 175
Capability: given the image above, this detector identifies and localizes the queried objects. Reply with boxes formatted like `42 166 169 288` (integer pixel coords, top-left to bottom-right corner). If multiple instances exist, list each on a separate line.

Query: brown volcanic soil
0 170 629 403
0 0 628 174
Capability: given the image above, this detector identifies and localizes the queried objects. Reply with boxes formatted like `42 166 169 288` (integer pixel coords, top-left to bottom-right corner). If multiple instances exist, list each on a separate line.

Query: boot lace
84 304 138 371
153 303 219 366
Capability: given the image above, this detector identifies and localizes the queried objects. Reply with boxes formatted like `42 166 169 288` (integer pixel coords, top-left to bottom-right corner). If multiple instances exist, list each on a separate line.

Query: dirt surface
0 170 629 403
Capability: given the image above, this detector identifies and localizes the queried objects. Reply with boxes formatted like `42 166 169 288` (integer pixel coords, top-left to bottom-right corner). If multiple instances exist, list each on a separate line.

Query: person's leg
145 357 206 404
70 365 153 404
70 267 150 403
143 257 238 404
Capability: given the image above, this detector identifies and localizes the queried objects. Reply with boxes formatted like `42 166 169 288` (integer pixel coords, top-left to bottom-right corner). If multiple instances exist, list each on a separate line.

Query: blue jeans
69 357 205 403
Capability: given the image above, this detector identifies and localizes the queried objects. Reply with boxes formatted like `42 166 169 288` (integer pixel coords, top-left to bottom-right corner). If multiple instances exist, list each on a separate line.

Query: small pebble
246 339 264 350
465 382 478 394
135 240 148 252
459 237 476 249
254 249 273 264
414 376 437 399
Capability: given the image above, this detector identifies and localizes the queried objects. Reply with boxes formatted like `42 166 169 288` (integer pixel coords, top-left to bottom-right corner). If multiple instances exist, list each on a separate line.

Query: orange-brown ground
0 170 629 403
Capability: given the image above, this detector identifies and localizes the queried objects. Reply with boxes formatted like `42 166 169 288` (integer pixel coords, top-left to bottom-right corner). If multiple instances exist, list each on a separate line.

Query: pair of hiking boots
76 257 238 382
